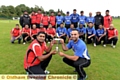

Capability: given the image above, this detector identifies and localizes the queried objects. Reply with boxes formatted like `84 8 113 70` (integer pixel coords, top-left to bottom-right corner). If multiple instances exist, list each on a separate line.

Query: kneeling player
10 24 21 44
86 22 96 47
22 24 31 44
77 24 86 41
96 24 107 47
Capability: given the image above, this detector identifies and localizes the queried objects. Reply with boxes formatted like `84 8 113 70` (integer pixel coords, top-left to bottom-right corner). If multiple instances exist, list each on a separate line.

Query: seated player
67 24 75 41
77 24 86 41
30 24 38 40
24 32 56 74
56 23 67 42
38 24 46 33
86 22 96 47
21 24 31 44
107 24 118 48
10 24 21 44
96 24 107 47
46 24 56 43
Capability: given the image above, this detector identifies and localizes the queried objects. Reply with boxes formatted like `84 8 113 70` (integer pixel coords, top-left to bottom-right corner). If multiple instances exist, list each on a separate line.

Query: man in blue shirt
56 11 64 28
77 24 86 41
86 12 95 26
56 23 67 42
70 9 79 28
64 11 71 29
86 22 96 47
96 24 107 47
79 11 87 27
67 24 75 41
59 29 91 80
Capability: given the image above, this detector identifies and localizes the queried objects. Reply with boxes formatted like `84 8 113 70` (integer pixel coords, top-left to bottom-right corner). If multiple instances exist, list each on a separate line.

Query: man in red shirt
46 24 56 42
24 32 56 74
49 12 56 29
30 24 39 40
107 24 118 48
104 10 112 29
10 24 21 44
31 11 37 28
36 9 43 28
41 12 49 29
22 24 31 44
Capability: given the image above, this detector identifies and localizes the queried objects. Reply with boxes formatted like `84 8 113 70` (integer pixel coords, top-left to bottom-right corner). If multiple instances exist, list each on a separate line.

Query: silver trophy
54 38 61 52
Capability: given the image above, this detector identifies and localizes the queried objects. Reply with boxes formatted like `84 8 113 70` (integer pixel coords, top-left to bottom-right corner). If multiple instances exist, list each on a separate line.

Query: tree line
0 4 65 19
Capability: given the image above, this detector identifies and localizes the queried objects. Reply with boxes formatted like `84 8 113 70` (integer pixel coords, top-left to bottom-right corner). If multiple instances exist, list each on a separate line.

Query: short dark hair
37 32 46 36
106 10 109 12
88 22 93 24
71 29 79 33
38 9 41 11
80 11 84 13
73 9 76 11
16 24 19 26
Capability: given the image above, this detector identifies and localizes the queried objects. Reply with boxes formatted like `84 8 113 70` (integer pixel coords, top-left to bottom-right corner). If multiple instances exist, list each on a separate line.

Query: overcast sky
0 0 119 16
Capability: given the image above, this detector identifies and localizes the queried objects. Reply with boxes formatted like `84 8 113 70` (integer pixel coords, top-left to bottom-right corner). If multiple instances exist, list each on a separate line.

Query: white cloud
0 0 119 16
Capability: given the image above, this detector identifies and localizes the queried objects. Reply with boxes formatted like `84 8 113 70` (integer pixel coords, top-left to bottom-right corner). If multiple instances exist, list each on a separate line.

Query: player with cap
79 11 87 27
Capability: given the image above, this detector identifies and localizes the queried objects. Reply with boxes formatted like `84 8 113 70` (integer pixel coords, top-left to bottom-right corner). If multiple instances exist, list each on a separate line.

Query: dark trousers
63 57 90 78
60 35 66 42
107 37 118 45
25 53 52 74
94 24 99 30
72 22 78 28
36 24 40 28
32 35 37 39
43 25 48 29
87 36 96 44
22 34 31 42
65 24 70 29
57 24 60 28
47 35 54 42
79 35 85 41
96 36 107 45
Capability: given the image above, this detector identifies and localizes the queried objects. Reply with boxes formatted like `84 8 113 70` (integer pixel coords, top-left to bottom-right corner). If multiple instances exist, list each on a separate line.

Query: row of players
11 22 118 48
19 9 112 30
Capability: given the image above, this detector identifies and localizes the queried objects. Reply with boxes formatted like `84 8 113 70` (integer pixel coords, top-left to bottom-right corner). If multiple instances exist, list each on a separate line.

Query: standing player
59 29 91 80
41 12 49 29
86 22 96 47
107 24 118 48
79 11 87 27
56 11 64 27
30 11 37 27
36 9 43 28
21 24 31 44
94 11 104 30
10 24 21 44
104 10 112 29
86 12 95 26
24 32 56 74
70 9 79 28
77 24 86 41
96 24 107 47
64 11 71 29
19 11 31 28
49 12 56 28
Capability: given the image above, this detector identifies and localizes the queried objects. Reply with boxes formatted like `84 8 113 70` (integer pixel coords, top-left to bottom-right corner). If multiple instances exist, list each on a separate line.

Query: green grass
0 19 120 80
